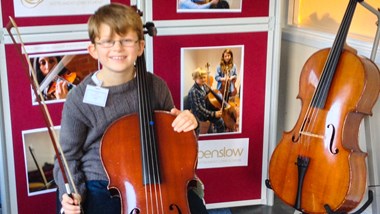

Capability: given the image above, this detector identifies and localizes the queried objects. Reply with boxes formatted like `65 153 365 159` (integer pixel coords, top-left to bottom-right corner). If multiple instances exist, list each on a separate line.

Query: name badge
83 85 109 107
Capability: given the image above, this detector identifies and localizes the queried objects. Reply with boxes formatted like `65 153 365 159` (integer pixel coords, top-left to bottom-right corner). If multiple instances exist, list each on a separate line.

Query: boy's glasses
95 39 139 48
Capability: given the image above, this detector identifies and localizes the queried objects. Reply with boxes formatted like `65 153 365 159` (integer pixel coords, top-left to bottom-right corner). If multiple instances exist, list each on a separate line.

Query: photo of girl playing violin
182 46 242 134
33 56 78 101
31 53 97 102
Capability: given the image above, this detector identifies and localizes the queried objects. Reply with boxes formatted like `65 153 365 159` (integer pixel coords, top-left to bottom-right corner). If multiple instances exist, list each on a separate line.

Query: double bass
268 0 380 213
100 21 197 213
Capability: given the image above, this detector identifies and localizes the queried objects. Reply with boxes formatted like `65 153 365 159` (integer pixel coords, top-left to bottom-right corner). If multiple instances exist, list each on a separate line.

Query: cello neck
312 0 359 109
136 52 160 185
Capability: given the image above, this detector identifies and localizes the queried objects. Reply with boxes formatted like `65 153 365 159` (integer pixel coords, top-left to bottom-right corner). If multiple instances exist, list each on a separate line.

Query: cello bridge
299 131 324 139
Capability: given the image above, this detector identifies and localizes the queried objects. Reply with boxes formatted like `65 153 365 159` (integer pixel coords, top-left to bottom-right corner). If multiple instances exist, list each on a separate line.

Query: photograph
177 0 242 12
181 45 244 135
29 53 97 104
22 128 59 196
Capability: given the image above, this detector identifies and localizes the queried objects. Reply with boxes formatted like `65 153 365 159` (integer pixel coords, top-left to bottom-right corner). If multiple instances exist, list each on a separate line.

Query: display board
1 0 129 27
0 0 275 213
153 32 267 205
153 0 268 20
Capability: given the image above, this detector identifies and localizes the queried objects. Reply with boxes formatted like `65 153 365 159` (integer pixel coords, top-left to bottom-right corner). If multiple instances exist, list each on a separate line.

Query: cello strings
137 53 164 213
301 0 357 156
136 56 151 213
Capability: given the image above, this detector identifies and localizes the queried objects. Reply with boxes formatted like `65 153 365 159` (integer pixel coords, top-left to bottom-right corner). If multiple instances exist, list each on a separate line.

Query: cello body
269 1 380 212
205 84 238 130
101 111 197 213
269 47 380 213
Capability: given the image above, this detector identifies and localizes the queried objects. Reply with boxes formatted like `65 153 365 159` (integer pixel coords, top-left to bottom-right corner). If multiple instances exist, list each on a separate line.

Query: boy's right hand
61 193 81 214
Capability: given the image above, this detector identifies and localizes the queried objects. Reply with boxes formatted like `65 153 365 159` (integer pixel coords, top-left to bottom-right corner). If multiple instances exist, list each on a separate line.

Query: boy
54 3 207 214
188 68 225 133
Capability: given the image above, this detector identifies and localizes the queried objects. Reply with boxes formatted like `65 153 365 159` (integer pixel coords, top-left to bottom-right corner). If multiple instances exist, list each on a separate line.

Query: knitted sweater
188 83 215 121
53 71 174 199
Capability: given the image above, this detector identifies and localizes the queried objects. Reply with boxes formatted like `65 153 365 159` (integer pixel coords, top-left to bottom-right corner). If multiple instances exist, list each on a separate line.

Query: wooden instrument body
205 85 237 130
269 48 380 213
101 111 197 214
47 71 78 96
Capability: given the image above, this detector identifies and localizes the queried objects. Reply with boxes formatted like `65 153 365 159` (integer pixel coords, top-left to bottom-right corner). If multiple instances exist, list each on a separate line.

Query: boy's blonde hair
88 3 144 43
192 68 207 80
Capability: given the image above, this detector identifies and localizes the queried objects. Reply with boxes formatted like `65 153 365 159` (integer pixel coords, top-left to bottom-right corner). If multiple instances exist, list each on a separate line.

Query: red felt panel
153 32 268 203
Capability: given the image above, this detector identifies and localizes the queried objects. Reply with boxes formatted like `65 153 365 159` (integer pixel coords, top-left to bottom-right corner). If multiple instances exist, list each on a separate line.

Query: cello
219 65 237 101
268 0 380 213
100 20 198 214
204 83 237 131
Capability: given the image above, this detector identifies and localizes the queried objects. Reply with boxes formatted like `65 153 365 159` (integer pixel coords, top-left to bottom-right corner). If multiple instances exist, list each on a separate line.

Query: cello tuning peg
144 22 157 37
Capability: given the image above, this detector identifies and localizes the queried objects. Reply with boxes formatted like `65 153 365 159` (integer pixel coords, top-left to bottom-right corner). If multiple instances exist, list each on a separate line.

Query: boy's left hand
171 108 198 132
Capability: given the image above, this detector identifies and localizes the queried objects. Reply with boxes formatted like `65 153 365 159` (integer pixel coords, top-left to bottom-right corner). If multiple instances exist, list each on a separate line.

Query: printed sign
197 138 249 169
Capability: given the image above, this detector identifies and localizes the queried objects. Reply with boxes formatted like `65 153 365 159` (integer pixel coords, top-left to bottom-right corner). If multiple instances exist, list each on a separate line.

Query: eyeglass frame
95 39 139 48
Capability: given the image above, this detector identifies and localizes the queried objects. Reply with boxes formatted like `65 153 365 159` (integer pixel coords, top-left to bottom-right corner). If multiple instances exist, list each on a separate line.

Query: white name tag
83 85 109 107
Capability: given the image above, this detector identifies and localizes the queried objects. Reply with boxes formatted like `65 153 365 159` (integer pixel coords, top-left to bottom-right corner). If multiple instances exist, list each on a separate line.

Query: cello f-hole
292 134 300 143
169 204 182 213
130 208 140 214
292 116 311 142
327 124 339 155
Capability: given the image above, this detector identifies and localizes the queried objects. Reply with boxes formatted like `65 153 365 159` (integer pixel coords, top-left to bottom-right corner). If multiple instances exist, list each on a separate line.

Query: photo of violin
46 71 78 97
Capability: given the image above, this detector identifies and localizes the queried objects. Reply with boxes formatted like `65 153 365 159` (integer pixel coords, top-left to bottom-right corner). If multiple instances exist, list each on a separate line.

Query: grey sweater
53 71 174 199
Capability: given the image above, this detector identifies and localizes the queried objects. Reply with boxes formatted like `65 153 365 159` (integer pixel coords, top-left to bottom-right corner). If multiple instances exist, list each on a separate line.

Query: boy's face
196 74 207 86
88 24 145 75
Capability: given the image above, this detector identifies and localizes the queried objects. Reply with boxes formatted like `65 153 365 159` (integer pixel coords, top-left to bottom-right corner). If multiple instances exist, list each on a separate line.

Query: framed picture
177 0 242 13
29 52 97 104
181 45 244 135
2 0 130 27
22 127 59 196
14 0 110 17
153 32 268 205
152 0 267 20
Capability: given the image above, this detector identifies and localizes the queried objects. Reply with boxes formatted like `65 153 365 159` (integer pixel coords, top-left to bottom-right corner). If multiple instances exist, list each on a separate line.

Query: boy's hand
171 108 198 132
61 193 81 214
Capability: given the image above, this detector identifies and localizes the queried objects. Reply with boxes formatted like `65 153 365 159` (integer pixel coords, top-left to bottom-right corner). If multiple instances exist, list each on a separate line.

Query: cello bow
6 17 78 198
